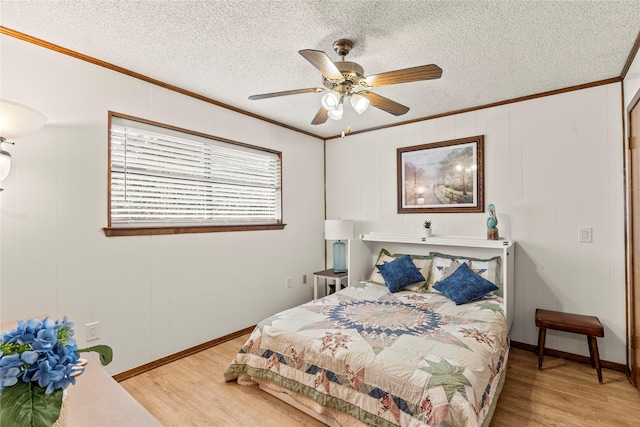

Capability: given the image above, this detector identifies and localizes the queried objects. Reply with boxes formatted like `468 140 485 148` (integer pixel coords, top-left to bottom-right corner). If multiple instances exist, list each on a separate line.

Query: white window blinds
109 116 282 227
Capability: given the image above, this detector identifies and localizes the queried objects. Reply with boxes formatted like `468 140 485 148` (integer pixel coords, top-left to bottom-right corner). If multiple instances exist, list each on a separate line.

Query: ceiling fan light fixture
350 93 370 114
248 39 442 126
321 91 341 111
327 103 343 120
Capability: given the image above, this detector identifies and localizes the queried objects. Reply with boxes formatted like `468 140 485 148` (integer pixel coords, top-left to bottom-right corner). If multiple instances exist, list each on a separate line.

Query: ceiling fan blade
249 87 323 100
311 107 329 125
359 91 410 116
299 49 344 81
365 64 442 87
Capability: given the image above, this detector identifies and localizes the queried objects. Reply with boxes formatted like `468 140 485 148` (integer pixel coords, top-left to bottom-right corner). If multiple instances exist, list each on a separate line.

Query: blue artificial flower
1 327 32 346
14 318 41 343
0 353 23 369
0 366 21 391
56 342 78 366
32 327 57 351
51 363 77 391
31 359 65 394
55 316 74 332
0 316 83 394
1 316 113 427
20 350 39 365
41 318 55 330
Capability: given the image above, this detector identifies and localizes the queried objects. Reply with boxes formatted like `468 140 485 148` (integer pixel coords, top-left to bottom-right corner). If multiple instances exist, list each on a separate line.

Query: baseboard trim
113 325 255 382
510 340 629 373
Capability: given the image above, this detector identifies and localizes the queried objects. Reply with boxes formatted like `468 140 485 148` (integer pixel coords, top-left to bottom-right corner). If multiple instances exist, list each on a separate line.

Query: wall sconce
0 98 47 191
324 219 354 273
0 144 11 186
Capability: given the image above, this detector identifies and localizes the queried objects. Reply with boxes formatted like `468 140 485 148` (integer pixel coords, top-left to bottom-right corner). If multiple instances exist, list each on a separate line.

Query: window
104 113 283 237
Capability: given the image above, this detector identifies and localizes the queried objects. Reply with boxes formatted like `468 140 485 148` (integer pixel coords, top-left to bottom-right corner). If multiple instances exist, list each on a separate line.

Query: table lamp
324 219 354 273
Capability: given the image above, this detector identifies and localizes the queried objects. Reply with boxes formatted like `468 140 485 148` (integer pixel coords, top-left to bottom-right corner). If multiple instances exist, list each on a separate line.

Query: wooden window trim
103 223 286 237
105 112 284 237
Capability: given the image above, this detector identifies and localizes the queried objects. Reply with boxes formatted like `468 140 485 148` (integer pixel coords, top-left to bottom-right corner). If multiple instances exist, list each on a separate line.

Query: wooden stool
535 308 605 383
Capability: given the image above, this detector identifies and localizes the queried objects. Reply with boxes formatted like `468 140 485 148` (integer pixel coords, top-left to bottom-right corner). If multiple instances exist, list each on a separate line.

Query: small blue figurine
487 204 499 240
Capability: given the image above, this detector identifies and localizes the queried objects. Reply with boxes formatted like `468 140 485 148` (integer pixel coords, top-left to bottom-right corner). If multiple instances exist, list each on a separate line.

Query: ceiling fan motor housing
332 39 353 57
323 61 368 93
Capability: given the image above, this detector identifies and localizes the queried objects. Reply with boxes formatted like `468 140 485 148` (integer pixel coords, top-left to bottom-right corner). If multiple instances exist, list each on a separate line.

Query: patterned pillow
369 249 396 284
369 249 432 291
376 255 426 293
442 259 467 279
427 252 501 291
403 257 432 292
433 262 499 305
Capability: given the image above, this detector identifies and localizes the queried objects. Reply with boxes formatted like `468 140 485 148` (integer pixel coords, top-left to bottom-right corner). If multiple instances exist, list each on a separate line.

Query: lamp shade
321 91 341 111
0 98 47 140
350 93 370 114
327 103 343 120
324 219 354 241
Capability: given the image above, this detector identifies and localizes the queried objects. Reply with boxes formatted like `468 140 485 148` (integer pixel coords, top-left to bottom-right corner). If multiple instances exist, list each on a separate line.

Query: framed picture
397 135 484 213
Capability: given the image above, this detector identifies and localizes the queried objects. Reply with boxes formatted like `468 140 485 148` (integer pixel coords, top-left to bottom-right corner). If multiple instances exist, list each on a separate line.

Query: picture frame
397 135 484 213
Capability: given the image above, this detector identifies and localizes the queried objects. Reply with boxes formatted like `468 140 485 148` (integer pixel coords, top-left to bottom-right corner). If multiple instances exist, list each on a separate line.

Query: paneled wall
0 35 325 374
1 31 633 373
326 84 627 364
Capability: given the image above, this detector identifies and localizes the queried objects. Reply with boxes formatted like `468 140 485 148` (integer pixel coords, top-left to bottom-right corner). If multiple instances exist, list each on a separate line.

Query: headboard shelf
360 232 512 249
352 232 515 334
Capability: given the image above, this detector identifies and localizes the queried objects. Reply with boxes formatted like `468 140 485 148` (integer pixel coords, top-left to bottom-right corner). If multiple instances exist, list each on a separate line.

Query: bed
225 236 512 427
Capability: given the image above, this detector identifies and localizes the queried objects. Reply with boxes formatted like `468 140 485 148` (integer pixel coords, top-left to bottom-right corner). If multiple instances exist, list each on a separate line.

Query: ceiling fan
248 39 442 125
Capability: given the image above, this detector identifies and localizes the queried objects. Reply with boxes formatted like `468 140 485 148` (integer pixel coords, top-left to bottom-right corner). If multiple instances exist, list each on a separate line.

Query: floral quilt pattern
225 282 508 427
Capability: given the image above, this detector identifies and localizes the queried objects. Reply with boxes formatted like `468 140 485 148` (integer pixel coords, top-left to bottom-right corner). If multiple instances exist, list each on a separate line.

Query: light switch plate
579 227 592 243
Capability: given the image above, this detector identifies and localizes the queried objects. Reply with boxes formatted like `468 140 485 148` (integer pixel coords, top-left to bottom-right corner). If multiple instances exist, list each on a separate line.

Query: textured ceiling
1 0 639 139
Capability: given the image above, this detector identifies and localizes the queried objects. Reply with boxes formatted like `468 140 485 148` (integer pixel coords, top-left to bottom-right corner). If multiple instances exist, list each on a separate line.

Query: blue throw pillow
376 255 425 293
433 262 499 305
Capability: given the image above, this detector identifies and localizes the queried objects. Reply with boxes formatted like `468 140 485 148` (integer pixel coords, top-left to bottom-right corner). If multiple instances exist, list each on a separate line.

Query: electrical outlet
285 277 292 288
86 321 100 341
303 274 307 284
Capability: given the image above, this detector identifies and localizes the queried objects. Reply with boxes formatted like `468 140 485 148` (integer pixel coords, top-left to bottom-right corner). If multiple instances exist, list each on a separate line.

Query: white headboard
349 233 515 334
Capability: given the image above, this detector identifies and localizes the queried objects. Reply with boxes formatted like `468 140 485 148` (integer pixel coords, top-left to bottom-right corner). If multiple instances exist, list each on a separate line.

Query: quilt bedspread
224 282 508 427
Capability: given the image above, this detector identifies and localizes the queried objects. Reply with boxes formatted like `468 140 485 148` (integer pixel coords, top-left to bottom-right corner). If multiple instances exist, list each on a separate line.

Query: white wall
326 84 627 364
0 35 325 374
1 30 632 372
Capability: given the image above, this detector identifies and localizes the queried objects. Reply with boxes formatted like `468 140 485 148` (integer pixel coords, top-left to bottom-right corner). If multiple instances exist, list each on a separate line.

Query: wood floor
120 334 640 426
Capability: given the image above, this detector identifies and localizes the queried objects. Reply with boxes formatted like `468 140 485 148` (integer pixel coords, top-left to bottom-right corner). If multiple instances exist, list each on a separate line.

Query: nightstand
313 269 348 299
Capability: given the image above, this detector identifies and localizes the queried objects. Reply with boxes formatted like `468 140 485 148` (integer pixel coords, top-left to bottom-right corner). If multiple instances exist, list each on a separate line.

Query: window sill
103 223 286 237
